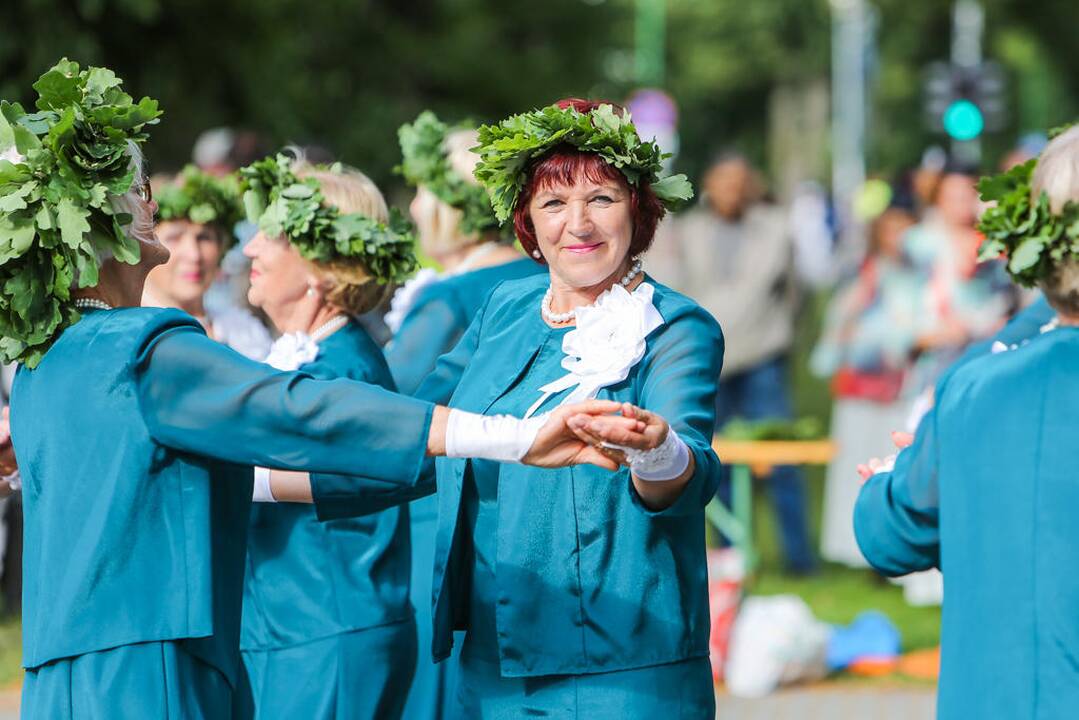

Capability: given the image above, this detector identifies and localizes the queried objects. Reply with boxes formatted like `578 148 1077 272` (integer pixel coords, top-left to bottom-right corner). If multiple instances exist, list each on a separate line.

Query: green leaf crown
240 153 418 284
976 156 1079 288
156 165 243 241
0 58 161 367
396 111 506 239
473 102 694 225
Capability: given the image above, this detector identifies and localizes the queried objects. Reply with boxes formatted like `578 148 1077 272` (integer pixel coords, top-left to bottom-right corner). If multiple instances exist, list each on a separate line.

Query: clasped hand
856 431 914 482
523 400 669 471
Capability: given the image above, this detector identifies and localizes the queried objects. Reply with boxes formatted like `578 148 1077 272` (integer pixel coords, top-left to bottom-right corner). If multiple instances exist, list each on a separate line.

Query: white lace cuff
445 409 546 463
623 428 690 482
1 471 19 493
252 467 277 503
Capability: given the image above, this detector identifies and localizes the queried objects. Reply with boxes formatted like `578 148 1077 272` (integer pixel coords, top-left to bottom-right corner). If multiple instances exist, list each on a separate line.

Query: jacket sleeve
412 284 492 405
314 287 495 518
133 317 433 487
853 384 943 575
386 286 467 397
630 304 725 517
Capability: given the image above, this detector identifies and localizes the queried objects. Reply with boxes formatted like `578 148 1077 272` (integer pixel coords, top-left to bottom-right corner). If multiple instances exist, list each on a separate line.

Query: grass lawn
0 615 19 687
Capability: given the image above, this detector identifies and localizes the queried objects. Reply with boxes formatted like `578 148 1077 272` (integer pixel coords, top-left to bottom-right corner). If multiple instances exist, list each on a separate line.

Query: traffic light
924 61 1006 141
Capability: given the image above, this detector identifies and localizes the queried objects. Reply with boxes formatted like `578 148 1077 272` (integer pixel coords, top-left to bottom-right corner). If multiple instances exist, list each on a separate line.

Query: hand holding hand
567 402 668 453
523 400 646 471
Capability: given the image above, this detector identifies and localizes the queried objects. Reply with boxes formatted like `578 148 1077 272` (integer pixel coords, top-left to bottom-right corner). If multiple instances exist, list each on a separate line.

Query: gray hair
1041 258 1079 317
1031 125 1079 213
106 141 152 249
72 141 151 284
1031 126 1079 316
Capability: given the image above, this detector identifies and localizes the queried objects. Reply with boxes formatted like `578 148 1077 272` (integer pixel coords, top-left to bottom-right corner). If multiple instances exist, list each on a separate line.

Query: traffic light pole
951 0 983 165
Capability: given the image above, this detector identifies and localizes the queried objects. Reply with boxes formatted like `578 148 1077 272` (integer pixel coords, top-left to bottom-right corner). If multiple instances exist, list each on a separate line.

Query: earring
532 249 542 259
306 287 316 298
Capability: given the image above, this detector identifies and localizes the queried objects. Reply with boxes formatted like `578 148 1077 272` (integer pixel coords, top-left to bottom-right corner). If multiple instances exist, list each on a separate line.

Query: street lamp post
830 0 869 270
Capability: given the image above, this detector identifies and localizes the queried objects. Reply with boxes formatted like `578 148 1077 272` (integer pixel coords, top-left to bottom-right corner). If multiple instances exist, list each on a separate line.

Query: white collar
524 282 664 418
990 316 1062 354
263 316 347 371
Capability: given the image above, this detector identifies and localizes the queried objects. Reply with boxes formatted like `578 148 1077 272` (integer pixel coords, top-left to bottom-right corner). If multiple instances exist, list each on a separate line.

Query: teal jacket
386 258 544 396
855 325 1079 718
418 274 724 677
11 308 432 686
242 321 413 651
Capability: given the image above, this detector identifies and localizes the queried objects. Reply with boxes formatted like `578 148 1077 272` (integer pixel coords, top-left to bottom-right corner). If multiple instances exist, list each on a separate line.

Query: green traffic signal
943 99 985 141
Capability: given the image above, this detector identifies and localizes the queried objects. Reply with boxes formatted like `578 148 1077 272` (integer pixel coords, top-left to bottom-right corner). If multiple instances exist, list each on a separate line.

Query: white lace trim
991 315 1061 354
263 332 321 371
525 282 664 419
621 427 691 482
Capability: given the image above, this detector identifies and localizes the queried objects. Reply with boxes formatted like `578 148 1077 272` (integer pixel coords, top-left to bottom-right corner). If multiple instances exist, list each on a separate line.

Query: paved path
0 684 936 719
716 686 935 719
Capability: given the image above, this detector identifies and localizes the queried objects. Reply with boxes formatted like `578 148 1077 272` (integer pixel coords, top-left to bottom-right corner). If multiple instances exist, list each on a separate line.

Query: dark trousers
715 355 815 573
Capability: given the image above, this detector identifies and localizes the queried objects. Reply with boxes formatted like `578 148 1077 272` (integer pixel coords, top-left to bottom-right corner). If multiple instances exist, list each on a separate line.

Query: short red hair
512 98 666 264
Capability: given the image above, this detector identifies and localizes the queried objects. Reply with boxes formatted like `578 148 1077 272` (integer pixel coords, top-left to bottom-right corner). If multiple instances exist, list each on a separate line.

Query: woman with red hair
376 98 720 717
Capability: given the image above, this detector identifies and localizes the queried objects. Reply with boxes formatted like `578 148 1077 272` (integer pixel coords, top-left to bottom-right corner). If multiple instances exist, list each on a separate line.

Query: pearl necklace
73 298 113 311
309 315 348 343
541 258 642 325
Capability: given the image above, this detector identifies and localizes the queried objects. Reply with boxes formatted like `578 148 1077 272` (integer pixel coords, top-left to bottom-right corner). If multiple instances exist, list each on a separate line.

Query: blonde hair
1031 126 1079 315
412 128 495 257
292 160 393 316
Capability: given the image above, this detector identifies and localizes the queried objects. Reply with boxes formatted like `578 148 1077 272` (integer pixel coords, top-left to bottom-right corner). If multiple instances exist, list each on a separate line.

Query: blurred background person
902 162 1017 400
811 190 919 567
386 112 541 394
143 166 272 360
670 151 814 575
387 111 543 720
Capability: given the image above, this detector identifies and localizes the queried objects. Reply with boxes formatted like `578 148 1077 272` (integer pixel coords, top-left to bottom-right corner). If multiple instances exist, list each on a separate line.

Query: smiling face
243 230 318 319
145 219 224 308
527 175 634 290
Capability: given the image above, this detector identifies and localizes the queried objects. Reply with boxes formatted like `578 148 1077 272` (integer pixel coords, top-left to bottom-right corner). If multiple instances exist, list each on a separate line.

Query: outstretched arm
136 320 646 505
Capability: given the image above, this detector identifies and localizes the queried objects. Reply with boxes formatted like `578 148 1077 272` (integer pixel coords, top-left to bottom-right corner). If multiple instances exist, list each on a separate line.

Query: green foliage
474 103 693 224
720 417 824 442
240 153 418 284
155 164 243 240
976 157 1079 287
396 111 504 239
0 58 160 367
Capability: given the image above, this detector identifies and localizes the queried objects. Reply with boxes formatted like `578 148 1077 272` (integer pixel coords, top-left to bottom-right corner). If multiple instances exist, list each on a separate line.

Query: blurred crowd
651 143 1030 581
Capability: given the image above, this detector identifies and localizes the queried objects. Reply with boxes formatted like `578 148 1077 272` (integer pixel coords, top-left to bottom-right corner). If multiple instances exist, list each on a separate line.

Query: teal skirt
22 640 231 720
453 640 715 719
402 498 462 720
237 619 416 720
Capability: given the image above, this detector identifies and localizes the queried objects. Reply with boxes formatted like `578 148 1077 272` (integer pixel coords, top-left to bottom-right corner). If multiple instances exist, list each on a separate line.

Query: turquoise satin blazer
387 258 544 396
242 321 413 651
417 274 724 677
11 308 432 686
855 325 1079 719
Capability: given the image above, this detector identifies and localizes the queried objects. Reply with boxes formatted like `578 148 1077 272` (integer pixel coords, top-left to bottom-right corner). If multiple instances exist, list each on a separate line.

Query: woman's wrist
624 427 691 481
